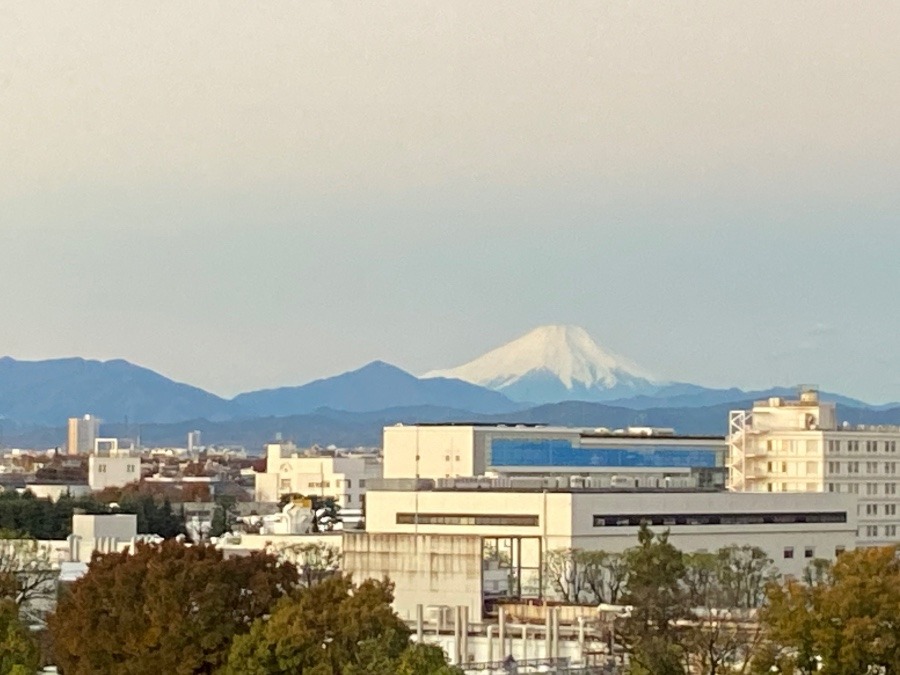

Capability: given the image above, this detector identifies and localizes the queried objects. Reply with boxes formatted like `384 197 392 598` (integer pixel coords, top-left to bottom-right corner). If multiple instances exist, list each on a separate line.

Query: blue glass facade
489 438 721 469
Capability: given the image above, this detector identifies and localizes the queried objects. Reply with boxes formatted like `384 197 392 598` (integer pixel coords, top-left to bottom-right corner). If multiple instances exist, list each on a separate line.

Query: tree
222 575 461 675
618 524 691 675
0 530 57 624
682 549 772 675
580 549 629 604
545 548 630 604
759 546 900 675
0 491 105 539
266 541 342 587
713 545 777 610
48 540 297 675
0 599 40 675
94 482 187 538
544 548 584 602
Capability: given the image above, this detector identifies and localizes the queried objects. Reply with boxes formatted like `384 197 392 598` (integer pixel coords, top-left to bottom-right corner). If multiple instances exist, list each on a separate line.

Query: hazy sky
2 2 899 401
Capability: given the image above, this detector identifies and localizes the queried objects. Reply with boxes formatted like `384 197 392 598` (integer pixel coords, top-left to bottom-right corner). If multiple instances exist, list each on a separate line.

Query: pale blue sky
2 2 899 401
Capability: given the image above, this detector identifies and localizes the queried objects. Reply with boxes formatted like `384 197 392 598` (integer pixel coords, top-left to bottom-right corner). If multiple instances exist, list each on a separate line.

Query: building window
345 479 352 488
887 504 897 516
126 464 136 473
866 504 879 516
850 484 860 494
279 479 290 491
886 483 897 495
867 483 878 496
308 481 331 488
835 546 845 557
783 547 794 559
98 464 107 473
804 546 815 559
867 525 879 537
397 513 539 527
867 462 878 474
359 480 366 488
592 511 847 528
827 483 835 492
887 525 897 537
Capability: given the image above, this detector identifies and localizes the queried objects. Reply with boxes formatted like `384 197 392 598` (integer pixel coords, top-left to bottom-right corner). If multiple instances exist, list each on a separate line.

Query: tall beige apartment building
67 414 100 455
729 389 900 546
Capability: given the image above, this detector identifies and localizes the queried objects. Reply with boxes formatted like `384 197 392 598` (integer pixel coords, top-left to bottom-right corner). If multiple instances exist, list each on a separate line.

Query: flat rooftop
368 477 722 494
390 422 724 441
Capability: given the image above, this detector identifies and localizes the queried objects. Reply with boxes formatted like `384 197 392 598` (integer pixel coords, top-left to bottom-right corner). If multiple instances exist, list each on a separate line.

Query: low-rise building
347 478 857 622
254 442 382 509
384 423 726 488
88 440 140 491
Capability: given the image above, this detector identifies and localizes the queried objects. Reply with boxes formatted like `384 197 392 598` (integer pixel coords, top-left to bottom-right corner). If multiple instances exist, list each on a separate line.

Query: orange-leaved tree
48 539 297 675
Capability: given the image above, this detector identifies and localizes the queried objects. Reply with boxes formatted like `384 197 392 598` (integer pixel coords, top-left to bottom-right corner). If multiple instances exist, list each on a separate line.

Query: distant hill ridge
0 326 894 433
0 356 519 426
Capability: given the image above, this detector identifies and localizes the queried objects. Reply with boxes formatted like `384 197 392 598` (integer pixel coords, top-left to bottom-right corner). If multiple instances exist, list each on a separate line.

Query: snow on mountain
423 325 663 404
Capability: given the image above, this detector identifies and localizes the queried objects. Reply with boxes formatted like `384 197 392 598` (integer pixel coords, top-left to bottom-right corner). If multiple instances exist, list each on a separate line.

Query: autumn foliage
48 540 297 675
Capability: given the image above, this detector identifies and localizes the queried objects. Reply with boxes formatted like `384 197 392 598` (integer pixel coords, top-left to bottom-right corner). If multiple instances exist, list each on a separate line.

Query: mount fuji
424 325 665 404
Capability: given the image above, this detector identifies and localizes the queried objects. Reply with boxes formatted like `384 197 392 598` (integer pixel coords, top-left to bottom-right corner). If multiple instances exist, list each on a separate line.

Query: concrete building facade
345 479 857 623
383 423 726 487
88 454 140 491
254 442 382 509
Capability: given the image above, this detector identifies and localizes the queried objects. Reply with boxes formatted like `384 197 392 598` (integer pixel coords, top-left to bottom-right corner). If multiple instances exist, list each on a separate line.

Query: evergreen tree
619 523 691 675
222 575 460 675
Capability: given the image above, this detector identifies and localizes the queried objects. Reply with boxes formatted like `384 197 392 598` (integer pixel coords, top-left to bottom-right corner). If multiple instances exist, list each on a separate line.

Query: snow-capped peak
424 325 658 402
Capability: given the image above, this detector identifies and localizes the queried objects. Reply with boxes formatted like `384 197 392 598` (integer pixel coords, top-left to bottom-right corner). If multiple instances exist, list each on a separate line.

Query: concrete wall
364 489 574 551
343 532 485 622
383 426 477 479
256 451 382 508
72 514 138 541
88 454 140 491
365 488 857 582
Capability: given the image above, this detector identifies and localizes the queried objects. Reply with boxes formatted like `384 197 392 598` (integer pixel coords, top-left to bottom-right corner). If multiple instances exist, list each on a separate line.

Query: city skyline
2 2 899 401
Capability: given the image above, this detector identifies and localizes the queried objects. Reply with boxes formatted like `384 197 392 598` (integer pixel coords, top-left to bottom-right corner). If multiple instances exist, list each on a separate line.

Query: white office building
729 388 900 546
87 438 140 491
254 442 382 509
349 478 856 623
384 423 726 488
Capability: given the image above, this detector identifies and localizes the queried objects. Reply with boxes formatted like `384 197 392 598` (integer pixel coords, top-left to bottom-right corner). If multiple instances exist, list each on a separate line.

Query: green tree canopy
0 599 40 675
48 540 297 675
759 545 900 675
222 574 460 675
